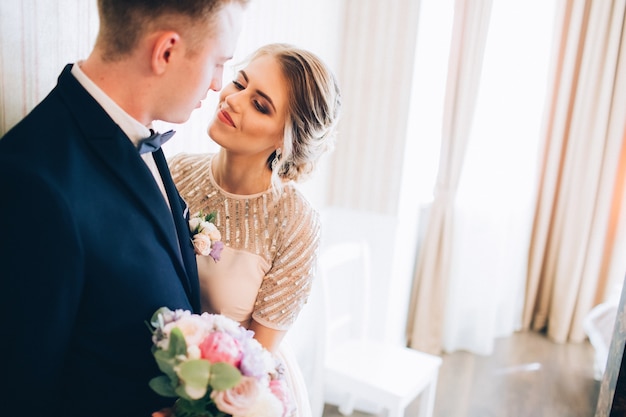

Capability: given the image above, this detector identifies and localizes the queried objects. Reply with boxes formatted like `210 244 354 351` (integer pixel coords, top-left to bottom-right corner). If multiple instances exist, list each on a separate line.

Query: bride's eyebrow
240 70 276 112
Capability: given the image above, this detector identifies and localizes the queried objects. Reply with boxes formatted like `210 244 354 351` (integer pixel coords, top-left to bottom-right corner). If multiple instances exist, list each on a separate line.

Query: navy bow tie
137 129 176 154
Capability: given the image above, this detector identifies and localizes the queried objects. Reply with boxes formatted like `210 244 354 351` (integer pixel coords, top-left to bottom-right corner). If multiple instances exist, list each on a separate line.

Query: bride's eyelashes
230 79 271 115
254 100 270 114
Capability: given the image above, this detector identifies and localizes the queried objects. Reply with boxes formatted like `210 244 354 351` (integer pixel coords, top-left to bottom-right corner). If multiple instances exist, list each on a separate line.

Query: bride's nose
224 91 243 112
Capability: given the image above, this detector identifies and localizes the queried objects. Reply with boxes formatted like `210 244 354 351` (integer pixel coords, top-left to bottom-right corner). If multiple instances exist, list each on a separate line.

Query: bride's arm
249 320 287 353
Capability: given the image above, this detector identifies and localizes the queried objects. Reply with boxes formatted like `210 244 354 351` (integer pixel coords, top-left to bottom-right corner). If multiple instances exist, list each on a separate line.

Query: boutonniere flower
189 211 224 262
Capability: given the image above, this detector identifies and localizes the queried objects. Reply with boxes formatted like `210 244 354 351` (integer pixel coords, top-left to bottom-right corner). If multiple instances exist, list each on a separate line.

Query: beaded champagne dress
169 153 319 417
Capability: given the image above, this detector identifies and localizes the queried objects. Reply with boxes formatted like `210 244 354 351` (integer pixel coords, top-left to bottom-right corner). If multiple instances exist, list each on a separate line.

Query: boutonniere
189 211 224 262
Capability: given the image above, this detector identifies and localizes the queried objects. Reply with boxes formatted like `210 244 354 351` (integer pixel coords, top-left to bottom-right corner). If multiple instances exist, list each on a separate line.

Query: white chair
319 240 442 417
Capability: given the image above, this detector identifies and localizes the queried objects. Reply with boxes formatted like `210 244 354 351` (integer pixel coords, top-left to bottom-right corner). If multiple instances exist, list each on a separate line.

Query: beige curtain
407 0 493 354
326 0 421 214
0 0 99 135
523 0 626 343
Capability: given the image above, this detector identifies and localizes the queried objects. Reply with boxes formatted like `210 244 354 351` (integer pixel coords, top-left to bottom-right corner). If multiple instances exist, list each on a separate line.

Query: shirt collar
71 61 151 146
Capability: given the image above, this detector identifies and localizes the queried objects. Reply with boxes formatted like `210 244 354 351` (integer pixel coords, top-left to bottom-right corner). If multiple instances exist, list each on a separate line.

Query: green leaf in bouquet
168 327 188 356
154 349 179 380
209 362 241 391
154 327 188 380
176 359 212 400
204 211 217 223
149 375 178 398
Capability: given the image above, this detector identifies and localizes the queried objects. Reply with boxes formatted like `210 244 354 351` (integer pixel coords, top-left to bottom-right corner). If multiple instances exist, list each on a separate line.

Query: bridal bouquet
149 307 292 417
189 211 224 261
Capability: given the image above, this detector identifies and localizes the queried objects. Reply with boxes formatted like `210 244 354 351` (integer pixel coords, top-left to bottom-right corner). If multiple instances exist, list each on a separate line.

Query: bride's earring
272 148 282 171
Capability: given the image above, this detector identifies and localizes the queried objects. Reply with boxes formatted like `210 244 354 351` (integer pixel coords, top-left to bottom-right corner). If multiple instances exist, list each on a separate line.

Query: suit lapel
55 65 197 305
153 149 201 312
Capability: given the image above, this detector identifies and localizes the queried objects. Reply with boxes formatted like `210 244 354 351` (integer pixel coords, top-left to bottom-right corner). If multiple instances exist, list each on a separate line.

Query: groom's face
161 3 245 124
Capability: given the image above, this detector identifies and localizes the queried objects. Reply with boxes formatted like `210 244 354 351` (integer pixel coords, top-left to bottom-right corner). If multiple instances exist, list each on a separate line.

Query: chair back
319 240 372 358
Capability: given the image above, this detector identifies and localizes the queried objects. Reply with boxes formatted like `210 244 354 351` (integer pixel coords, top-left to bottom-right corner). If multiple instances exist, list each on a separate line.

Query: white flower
199 221 222 241
189 216 203 232
163 314 210 348
242 385 285 417
187 345 201 360
213 314 246 335
192 233 213 256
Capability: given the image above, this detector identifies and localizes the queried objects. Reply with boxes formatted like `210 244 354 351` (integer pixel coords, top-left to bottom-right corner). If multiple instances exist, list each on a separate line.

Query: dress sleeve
252 190 321 331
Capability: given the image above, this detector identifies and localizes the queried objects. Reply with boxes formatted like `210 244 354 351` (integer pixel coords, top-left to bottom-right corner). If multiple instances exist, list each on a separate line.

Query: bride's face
208 54 288 160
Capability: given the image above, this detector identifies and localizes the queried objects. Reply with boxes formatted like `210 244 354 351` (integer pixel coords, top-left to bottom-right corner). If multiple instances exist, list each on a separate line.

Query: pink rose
269 379 293 417
192 233 213 256
210 377 260 416
199 331 242 366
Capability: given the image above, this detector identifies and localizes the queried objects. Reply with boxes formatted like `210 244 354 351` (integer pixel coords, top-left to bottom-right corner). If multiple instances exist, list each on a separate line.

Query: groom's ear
151 31 181 74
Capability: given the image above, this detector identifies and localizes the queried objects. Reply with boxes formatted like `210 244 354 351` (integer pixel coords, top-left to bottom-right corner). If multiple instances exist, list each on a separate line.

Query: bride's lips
217 110 235 127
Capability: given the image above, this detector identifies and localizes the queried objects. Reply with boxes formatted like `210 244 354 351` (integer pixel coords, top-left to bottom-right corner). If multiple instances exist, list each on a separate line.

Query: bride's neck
212 152 272 195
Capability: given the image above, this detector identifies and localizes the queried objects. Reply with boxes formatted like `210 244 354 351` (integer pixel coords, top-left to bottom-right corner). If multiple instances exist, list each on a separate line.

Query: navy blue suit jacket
0 65 200 416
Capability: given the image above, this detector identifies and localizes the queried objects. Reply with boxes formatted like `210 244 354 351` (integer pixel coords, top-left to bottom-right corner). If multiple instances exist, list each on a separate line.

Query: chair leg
338 394 356 416
417 373 439 417
387 404 405 417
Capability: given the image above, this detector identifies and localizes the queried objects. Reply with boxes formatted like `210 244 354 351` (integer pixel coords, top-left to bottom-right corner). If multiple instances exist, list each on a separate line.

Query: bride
169 43 341 416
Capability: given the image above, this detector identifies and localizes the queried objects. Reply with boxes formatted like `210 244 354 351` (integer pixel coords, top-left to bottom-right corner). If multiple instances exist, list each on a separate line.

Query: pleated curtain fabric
0 1 99 135
523 0 626 343
407 0 493 354
326 0 421 214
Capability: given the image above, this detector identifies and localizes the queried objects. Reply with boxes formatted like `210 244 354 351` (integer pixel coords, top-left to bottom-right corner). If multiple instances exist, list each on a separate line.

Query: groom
0 1 248 416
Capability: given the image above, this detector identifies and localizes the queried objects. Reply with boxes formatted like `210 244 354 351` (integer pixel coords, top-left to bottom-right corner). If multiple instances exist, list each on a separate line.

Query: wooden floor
322 331 600 417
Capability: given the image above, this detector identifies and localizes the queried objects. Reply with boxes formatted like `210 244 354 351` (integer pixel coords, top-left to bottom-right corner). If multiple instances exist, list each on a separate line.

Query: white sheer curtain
407 0 494 355
442 0 558 354
406 0 560 355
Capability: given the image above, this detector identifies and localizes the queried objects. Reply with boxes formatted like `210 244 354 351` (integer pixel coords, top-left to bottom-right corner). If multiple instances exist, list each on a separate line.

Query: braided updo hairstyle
242 43 341 192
